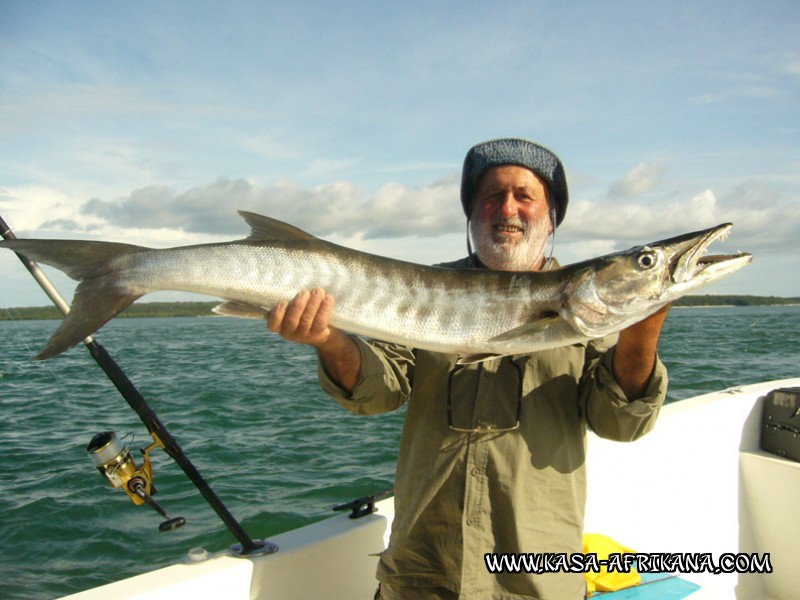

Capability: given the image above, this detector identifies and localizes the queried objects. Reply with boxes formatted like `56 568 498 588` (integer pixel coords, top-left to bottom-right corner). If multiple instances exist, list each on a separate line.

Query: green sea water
1 306 798 599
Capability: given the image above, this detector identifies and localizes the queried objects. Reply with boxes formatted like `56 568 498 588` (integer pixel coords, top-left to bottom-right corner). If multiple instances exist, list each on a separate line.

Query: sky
1 0 799 308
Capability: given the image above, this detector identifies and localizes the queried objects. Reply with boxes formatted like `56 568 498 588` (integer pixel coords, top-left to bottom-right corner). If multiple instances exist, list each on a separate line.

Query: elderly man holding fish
1 138 750 597
268 138 671 600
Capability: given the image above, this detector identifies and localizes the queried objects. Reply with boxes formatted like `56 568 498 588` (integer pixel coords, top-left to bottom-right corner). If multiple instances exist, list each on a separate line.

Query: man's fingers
309 293 335 336
267 300 289 333
281 289 311 333
297 288 326 334
267 289 334 346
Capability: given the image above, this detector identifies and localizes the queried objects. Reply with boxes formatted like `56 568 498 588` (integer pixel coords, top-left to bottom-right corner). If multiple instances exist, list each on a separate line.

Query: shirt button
471 468 482 477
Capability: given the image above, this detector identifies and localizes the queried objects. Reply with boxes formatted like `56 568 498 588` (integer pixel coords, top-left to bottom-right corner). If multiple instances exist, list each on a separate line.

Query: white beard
470 215 552 271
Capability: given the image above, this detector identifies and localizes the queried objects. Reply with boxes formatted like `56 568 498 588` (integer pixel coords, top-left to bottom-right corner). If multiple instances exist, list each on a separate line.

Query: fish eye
638 251 657 269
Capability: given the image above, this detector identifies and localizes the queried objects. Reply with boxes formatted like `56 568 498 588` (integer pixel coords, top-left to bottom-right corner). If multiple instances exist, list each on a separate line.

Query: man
268 138 669 599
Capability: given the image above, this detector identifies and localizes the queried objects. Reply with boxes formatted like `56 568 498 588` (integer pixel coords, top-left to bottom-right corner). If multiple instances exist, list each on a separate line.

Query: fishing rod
1 214 276 556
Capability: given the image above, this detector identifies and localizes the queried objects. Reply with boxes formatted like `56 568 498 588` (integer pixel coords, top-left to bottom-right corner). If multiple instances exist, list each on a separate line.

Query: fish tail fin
1 239 149 359
1 239 147 280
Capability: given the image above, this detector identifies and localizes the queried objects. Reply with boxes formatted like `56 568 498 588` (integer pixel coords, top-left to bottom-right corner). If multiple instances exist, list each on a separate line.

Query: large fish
1 211 751 361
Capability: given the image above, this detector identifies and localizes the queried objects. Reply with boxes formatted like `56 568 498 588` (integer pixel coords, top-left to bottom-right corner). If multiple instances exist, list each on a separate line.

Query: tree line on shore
2 295 799 321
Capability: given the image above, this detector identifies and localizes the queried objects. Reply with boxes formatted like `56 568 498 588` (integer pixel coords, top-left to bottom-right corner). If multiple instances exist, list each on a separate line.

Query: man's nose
498 193 518 217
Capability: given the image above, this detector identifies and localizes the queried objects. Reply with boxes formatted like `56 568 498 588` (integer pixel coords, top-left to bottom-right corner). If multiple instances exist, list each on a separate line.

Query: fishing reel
86 431 186 532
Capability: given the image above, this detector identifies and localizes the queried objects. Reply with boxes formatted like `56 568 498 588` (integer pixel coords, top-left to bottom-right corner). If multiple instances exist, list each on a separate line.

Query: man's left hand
613 304 671 400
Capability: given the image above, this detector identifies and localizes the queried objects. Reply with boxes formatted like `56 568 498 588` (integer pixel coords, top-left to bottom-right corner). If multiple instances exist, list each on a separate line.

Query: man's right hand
267 288 361 392
267 288 336 349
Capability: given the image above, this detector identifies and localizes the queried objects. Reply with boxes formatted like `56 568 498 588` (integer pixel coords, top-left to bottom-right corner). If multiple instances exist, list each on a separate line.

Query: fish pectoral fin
212 301 273 319
487 314 561 343
456 353 505 365
458 314 561 364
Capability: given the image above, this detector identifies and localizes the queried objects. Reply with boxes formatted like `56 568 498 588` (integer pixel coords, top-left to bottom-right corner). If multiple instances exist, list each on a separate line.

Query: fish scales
118 244 510 350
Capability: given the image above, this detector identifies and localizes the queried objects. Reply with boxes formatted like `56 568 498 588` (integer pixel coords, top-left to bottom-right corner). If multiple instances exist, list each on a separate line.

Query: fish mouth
669 223 752 285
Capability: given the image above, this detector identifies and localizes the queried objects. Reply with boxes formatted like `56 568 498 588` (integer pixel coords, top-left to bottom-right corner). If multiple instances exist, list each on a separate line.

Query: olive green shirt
318 257 668 599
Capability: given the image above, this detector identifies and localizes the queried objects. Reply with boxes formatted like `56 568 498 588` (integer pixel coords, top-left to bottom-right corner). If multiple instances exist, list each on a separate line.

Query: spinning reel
86 431 186 532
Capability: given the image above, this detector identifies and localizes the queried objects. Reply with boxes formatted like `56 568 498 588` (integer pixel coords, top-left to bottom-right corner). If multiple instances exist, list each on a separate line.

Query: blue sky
1 0 799 307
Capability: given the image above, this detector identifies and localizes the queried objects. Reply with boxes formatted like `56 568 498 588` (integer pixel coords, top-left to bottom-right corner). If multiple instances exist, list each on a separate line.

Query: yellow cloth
583 533 641 596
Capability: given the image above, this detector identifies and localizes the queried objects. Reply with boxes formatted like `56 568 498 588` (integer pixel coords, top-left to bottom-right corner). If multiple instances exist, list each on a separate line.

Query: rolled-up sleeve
318 337 415 416
582 345 668 442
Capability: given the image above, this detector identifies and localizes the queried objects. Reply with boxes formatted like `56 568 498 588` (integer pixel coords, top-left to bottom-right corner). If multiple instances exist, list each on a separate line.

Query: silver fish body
0 211 752 360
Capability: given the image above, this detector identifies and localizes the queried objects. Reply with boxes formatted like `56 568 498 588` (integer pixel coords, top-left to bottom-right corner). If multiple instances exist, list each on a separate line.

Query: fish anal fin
487 313 560 343
238 211 318 242
456 353 505 365
212 301 272 319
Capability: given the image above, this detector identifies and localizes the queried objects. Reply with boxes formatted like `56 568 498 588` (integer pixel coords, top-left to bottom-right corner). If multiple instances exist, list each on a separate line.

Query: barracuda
1 211 751 362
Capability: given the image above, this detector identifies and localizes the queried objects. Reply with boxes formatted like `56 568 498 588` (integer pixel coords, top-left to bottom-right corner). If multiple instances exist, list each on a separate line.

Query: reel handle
159 517 187 532
129 477 186 532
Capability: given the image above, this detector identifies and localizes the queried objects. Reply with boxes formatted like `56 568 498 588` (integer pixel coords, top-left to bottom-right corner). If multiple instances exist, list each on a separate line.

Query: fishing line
466 219 474 259
1 306 72 395
547 205 557 263
464 216 557 266
2 307 37 355
0 308 90 416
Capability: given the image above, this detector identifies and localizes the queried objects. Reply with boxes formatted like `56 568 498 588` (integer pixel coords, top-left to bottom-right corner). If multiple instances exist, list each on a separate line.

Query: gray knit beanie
460 138 569 227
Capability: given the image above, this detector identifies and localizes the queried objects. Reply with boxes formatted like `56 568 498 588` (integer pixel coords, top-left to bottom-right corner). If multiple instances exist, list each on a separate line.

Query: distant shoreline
2 295 800 321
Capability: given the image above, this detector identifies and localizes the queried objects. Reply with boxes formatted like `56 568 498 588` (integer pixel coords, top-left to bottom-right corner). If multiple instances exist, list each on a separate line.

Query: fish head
562 223 752 337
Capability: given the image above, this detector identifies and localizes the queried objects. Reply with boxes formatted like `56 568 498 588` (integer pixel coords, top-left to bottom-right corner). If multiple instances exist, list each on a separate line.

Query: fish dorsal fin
238 211 318 242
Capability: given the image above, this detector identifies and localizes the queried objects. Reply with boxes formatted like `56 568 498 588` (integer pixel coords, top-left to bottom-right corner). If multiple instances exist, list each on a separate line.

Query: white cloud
560 181 799 261
52 176 465 243
0 185 100 233
7 173 798 264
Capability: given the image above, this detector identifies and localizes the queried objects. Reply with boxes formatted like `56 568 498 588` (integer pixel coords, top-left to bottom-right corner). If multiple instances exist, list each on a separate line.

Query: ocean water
0 306 798 599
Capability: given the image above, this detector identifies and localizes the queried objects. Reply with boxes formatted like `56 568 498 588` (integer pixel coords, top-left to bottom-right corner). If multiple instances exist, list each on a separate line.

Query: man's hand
613 304 671 401
267 288 361 392
267 288 336 349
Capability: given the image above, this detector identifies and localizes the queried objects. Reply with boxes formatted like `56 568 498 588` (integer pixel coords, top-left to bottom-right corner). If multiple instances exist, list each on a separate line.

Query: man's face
469 165 554 271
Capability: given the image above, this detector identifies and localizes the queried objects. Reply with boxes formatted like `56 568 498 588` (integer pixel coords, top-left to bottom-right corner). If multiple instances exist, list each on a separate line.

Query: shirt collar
466 253 560 271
